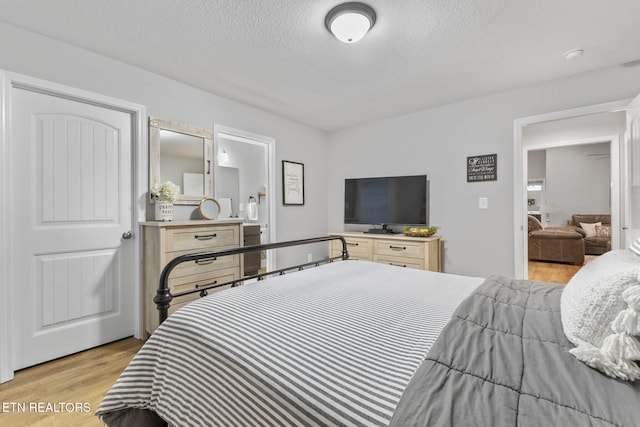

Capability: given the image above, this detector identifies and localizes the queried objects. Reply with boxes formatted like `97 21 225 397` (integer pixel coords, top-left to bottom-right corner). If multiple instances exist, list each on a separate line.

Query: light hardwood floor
528 261 581 284
0 337 143 427
528 255 596 285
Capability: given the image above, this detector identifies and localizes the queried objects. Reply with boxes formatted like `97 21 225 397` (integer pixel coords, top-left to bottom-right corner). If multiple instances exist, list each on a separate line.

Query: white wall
327 65 640 277
0 22 329 267
545 143 611 226
4 22 640 276
528 150 546 180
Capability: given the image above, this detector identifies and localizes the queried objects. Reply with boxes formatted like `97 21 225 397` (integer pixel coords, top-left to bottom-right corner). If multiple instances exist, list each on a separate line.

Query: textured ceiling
1 0 640 131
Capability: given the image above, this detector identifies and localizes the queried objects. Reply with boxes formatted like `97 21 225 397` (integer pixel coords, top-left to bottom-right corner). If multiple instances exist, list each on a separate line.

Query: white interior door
626 93 640 247
10 86 135 370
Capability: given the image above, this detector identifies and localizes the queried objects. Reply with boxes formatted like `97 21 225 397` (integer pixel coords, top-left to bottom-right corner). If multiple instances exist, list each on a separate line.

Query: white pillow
580 221 602 238
561 250 640 380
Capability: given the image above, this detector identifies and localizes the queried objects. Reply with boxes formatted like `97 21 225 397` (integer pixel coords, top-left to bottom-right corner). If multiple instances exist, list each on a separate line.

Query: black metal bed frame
154 235 349 325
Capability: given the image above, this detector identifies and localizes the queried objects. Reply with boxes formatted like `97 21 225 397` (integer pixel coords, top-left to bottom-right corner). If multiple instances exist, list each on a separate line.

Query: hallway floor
528 255 597 285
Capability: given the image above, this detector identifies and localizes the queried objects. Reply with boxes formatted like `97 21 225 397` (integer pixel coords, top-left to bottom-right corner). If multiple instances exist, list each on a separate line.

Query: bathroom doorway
213 125 276 273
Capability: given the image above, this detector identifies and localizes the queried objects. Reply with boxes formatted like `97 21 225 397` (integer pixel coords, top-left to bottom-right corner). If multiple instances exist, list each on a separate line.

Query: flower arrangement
150 181 180 203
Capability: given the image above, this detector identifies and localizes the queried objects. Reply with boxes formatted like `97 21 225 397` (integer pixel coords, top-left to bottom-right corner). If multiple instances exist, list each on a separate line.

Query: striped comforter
97 261 483 426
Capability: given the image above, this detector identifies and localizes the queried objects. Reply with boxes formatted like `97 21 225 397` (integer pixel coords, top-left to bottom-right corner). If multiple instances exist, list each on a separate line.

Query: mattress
97 260 483 426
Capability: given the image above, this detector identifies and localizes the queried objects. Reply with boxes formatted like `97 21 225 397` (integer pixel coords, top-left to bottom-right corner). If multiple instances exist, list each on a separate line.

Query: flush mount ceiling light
325 2 376 43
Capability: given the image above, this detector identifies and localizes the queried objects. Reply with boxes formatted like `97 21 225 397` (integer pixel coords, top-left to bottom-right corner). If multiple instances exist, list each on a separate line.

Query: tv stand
365 225 396 234
329 231 441 272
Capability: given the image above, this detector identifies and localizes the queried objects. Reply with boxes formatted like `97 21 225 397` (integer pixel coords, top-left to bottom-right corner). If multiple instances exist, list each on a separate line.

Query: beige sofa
569 214 612 256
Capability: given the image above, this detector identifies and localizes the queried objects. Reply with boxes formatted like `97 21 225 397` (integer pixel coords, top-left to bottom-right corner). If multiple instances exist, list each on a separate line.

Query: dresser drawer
165 225 240 252
373 254 425 270
329 232 441 273
168 269 239 316
374 239 424 259
169 267 239 295
166 252 240 278
142 220 243 335
332 237 372 260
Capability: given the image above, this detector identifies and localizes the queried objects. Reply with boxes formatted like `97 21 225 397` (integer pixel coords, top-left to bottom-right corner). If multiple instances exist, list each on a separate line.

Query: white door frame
0 71 146 383
513 99 630 279
625 94 640 246
213 124 277 272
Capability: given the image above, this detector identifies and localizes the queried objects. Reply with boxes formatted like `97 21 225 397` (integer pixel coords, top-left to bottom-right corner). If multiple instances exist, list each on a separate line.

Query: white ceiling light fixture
325 2 376 43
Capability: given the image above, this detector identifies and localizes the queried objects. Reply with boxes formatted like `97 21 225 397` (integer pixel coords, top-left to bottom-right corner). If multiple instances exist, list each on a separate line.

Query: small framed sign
282 160 305 205
467 154 497 182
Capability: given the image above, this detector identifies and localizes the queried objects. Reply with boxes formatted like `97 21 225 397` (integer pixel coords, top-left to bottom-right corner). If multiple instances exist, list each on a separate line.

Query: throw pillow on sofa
595 225 612 238
580 222 602 238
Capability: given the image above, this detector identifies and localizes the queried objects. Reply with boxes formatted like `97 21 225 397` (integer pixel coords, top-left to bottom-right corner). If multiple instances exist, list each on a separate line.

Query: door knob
122 231 133 239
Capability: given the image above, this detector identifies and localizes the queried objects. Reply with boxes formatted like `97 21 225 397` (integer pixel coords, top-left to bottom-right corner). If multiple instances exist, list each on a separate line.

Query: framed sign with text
467 154 497 182
282 160 305 205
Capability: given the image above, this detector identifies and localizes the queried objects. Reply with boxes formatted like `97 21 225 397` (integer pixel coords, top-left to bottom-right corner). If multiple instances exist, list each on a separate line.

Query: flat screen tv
344 175 428 234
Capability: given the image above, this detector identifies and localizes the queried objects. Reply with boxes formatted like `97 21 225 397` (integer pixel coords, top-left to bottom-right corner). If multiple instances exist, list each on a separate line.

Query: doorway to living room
525 139 614 284
514 103 628 282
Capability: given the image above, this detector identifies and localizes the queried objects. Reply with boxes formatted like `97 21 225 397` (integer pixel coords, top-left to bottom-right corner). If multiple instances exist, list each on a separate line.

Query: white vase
155 201 173 221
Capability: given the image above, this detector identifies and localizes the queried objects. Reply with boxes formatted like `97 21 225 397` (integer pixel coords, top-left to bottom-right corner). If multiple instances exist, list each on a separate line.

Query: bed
97 236 640 426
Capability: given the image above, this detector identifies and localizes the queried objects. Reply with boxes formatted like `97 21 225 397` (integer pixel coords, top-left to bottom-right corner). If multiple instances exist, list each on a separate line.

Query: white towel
247 198 258 221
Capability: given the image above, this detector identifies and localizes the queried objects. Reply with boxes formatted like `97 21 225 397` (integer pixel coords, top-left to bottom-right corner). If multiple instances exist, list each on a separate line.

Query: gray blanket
390 274 640 427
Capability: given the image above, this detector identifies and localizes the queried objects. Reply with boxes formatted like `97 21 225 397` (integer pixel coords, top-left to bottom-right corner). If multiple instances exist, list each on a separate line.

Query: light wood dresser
329 231 441 272
141 219 243 334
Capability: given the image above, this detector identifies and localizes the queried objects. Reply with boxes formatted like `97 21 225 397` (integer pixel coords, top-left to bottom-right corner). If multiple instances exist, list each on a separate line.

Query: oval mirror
199 198 221 220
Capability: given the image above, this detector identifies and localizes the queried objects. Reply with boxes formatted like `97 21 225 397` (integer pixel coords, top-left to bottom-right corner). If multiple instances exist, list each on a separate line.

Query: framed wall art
467 154 497 182
282 160 304 205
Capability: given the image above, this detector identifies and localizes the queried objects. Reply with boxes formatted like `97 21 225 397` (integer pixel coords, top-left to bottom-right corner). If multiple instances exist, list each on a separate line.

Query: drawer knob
195 233 217 240
347 242 359 246
389 245 406 251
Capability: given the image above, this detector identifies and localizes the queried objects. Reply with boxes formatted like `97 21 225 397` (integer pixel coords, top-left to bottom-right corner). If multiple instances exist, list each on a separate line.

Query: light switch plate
479 197 488 209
